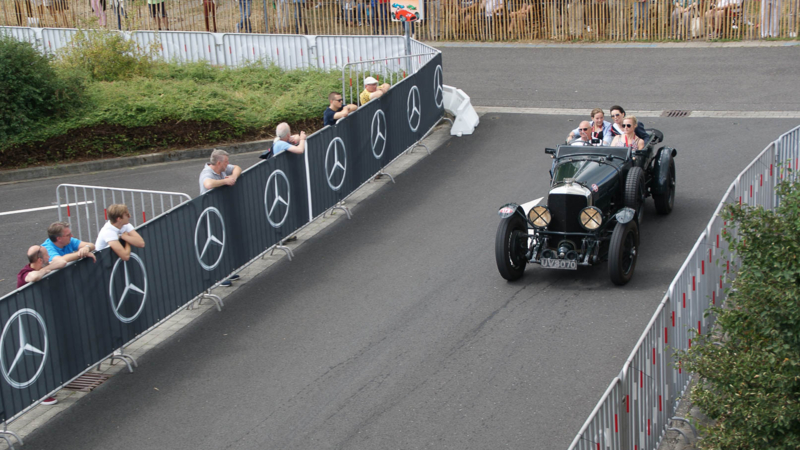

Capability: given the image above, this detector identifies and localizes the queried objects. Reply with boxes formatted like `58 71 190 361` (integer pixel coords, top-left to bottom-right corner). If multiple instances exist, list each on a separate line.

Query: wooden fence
2 0 798 41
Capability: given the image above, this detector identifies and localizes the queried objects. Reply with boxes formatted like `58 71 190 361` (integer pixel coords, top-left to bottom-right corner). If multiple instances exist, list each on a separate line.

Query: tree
680 178 800 449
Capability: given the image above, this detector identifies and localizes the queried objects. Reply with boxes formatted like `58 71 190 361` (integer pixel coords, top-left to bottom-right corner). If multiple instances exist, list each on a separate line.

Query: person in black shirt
323 92 358 127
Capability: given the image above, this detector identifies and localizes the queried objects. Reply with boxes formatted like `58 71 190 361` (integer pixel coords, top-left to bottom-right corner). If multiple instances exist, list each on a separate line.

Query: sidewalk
432 40 800 49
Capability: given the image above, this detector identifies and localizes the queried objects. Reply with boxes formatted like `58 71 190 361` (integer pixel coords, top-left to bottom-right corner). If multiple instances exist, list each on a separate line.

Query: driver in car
568 121 599 146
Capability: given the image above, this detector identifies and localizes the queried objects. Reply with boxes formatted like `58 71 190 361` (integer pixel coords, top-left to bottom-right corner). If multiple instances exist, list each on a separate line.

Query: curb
0 139 273 184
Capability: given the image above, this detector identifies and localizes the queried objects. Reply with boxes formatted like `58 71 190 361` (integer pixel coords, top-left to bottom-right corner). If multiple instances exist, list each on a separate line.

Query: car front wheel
495 214 528 281
608 220 639 285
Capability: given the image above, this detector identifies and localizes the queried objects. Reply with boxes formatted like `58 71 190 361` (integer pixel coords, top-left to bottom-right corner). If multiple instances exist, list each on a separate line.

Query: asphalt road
0 45 798 449
439 46 800 111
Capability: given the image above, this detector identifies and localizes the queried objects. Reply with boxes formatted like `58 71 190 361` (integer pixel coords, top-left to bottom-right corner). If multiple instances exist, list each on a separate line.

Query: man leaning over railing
324 92 358 126
16 243 85 406
360 76 391 105
41 222 96 264
94 204 146 261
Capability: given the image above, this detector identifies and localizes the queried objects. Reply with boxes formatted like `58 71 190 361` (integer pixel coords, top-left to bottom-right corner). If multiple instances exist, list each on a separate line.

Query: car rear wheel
495 214 528 281
654 158 676 215
608 220 639 286
624 166 646 221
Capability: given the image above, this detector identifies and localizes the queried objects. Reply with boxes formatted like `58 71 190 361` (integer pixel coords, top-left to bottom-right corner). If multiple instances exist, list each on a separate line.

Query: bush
0 36 82 143
54 27 155 82
679 178 800 450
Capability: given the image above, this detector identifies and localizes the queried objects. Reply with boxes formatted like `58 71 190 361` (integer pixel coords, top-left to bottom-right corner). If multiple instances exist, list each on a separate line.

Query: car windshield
552 159 618 185
556 145 629 160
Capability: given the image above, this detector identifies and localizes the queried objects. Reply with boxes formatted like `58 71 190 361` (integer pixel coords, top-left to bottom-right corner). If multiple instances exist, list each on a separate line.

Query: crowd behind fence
0 45 444 439
567 123 800 449
1 0 798 41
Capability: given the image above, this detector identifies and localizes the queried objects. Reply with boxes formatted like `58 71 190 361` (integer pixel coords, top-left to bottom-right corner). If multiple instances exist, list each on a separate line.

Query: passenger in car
609 105 648 140
566 108 613 145
610 116 646 150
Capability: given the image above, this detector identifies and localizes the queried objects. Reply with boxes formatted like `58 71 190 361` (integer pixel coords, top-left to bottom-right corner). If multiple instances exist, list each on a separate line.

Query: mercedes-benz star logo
325 137 347 191
195 207 226 271
434 65 444 109
371 110 387 159
109 253 148 324
407 86 421 132
265 170 291 228
0 308 48 389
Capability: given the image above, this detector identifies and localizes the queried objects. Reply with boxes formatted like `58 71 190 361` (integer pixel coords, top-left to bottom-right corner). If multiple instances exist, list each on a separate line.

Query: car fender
651 146 677 195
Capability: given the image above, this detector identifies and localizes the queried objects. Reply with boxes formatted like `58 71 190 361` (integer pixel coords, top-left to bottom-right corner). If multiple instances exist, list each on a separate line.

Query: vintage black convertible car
495 130 677 285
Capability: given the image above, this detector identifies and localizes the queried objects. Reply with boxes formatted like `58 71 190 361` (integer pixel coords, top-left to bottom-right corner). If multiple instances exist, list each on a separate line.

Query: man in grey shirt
199 149 243 195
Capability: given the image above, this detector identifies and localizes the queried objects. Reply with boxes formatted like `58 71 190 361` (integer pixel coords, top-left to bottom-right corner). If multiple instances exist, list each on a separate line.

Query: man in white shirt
95 204 145 261
199 149 243 195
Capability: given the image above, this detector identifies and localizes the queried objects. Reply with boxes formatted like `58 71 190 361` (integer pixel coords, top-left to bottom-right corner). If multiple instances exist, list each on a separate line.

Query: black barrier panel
381 72 416 164
353 99 388 176
307 126 341 218
415 53 445 141
225 152 310 262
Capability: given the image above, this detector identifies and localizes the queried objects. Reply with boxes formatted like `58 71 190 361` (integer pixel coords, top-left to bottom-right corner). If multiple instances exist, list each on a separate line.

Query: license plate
540 258 577 270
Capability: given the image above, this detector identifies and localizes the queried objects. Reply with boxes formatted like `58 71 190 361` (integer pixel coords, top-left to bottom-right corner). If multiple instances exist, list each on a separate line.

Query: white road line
474 106 800 119
0 201 94 217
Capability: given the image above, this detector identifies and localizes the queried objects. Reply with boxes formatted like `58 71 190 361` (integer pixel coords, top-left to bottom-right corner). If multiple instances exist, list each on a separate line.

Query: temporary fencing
567 124 800 450
340 52 437 106
55 184 192 244
0 27 438 72
0 51 445 438
2 0 799 41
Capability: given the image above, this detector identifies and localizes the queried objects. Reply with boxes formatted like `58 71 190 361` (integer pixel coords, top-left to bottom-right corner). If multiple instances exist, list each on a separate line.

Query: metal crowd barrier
0 52 445 443
567 124 800 450
55 184 192 244
0 27 439 74
340 52 437 106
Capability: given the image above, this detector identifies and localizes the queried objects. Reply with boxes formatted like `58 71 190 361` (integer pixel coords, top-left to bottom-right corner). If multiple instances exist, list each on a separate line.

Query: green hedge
679 179 800 450
0 29 348 168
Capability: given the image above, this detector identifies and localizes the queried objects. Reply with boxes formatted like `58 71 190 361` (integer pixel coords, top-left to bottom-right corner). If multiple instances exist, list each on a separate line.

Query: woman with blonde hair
610 115 645 150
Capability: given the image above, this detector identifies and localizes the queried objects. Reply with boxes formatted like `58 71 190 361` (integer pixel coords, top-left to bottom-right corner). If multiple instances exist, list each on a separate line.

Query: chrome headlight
579 206 603 231
528 206 551 228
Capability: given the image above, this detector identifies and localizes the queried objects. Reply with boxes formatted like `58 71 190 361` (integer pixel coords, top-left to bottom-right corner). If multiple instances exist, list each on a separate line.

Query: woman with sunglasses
610 116 645 150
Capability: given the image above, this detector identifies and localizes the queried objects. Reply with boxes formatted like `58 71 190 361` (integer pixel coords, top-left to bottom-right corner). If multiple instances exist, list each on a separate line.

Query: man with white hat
359 76 391 105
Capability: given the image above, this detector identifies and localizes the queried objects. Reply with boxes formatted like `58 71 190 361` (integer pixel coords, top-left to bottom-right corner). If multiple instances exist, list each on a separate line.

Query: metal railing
340 51 436 105
56 184 191 243
2 0 798 41
567 124 800 450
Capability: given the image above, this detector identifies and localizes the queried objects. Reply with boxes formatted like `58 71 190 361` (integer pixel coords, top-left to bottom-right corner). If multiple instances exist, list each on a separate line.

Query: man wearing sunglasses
323 92 358 127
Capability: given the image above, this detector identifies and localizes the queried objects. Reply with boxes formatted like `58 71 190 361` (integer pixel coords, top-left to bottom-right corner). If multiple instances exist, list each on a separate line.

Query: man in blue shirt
323 92 357 127
41 222 96 263
272 122 307 156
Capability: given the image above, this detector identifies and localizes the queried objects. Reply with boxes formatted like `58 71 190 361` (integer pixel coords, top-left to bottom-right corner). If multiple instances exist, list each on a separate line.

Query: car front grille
548 193 588 233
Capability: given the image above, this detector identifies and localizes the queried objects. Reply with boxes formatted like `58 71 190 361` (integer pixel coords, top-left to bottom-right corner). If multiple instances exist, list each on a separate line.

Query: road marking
0 201 94 217
474 106 800 119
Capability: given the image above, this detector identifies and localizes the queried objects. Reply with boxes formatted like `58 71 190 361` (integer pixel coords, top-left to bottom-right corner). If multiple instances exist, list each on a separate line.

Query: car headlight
579 206 603 231
528 206 551 228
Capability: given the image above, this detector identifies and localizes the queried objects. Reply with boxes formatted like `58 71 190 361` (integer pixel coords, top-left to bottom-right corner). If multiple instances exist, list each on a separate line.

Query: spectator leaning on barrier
95 204 146 261
199 149 242 195
609 105 648 140
41 222 96 263
199 150 242 287
16 245 74 406
359 77 390 105
324 92 358 127
273 123 307 155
